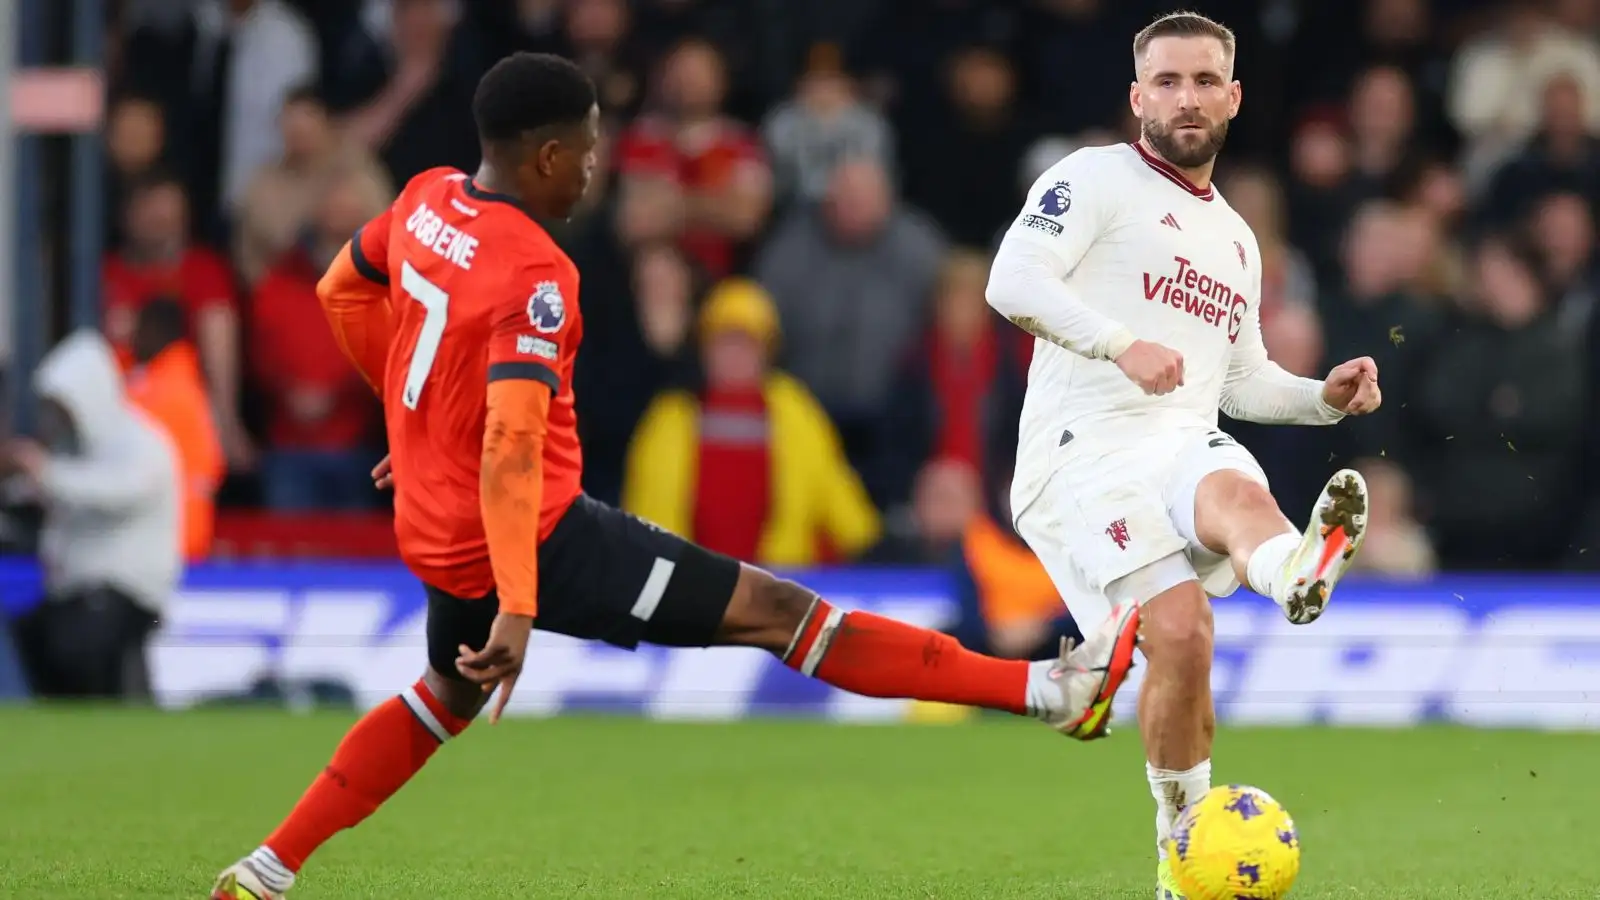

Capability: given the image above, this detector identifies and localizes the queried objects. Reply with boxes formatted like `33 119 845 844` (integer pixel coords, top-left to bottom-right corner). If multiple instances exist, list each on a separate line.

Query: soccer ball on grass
1165 784 1301 900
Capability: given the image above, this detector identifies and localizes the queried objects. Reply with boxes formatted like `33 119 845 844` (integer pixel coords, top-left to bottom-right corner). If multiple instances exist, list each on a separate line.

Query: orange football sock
264 678 470 871
783 600 1030 715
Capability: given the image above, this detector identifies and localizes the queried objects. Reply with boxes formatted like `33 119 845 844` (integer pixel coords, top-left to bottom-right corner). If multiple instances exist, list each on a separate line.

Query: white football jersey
996 142 1267 507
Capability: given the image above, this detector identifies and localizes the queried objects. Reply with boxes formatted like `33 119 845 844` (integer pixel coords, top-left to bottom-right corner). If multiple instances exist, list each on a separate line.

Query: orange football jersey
352 167 584 598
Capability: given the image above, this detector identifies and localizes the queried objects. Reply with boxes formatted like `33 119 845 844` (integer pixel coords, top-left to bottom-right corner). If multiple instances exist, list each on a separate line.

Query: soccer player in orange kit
211 53 1141 900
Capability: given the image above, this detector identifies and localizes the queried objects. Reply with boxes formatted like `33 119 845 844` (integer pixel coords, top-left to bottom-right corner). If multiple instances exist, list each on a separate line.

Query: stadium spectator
1347 456 1437 579
103 94 169 251
1447 0 1600 186
901 45 1033 247
125 298 224 561
102 171 253 471
1411 234 1590 569
615 37 772 278
867 457 981 566
468 0 566 62
1480 70 1600 230
845 0 1022 136
1402 158 1471 241
874 248 1024 513
234 85 393 287
756 157 944 467
1532 191 1600 328
1285 111 1362 286
1017 0 1135 136
547 0 649 118
333 0 484 186
1347 64 1427 199
763 44 895 206
1318 201 1442 466
4 331 179 700
1398 194 1463 302
1292 0 1451 122
623 277 879 566
576 241 701 506
119 0 318 242
247 171 386 510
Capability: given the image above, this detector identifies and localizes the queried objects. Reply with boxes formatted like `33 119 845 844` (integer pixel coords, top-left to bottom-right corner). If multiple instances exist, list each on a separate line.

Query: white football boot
1275 469 1369 625
211 858 287 900
1037 600 1141 739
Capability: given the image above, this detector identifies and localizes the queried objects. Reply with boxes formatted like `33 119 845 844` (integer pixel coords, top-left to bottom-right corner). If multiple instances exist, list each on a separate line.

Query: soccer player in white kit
986 12 1383 899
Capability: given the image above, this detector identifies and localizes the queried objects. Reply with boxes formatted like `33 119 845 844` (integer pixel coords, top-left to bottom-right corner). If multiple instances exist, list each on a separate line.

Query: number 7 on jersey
400 260 450 410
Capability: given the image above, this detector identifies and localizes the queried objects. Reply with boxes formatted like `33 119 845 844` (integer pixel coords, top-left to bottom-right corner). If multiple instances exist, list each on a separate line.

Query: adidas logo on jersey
1160 213 1181 230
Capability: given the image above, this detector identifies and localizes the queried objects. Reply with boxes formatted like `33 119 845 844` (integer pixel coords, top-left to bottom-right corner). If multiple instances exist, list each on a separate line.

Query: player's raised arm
316 210 397 397
986 155 1137 362
1219 259 1345 426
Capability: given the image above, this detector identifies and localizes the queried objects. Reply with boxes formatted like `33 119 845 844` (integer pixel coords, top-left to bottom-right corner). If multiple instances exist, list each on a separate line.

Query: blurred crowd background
9 0 1600 627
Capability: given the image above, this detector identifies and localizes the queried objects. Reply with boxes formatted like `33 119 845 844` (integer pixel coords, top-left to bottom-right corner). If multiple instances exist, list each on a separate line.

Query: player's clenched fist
1114 340 1185 395
1321 356 1382 415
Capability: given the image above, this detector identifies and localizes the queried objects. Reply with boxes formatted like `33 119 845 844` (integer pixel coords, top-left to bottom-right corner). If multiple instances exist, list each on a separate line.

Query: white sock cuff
248 846 296 892
1245 531 1300 596
1146 759 1212 782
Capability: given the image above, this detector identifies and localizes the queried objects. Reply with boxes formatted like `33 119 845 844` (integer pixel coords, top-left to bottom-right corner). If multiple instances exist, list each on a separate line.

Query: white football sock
246 846 296 893
1148 759 1212 859
1024 659 1058 719
1245 531 1300 601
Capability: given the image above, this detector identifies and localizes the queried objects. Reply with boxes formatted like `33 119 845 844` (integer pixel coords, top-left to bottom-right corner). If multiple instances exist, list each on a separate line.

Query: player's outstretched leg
1136 467 1368 898
1198 468 1369 625
211 670 485 899
713 566 1140 738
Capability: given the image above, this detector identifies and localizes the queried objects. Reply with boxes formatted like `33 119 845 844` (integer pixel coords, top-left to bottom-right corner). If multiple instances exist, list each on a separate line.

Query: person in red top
248 174 384 510
614 37 771 278
211 54 1140 900
102 171 252 469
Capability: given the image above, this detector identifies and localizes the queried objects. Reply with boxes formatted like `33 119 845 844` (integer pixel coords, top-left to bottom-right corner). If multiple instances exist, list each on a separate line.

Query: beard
1143 115 1229 168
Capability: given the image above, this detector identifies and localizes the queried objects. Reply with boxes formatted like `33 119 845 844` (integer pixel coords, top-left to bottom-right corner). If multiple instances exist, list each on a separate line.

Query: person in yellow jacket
623 277 881 566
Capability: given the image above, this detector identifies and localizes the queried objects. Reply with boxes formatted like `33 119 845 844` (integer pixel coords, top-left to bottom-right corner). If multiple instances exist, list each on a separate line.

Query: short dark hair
127 166 186 199
282 82 325 111
1133 11 1237 72
110 91 163 114
472 52 597 144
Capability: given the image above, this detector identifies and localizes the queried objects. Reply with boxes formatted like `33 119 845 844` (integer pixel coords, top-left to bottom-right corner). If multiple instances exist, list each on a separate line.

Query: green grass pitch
0 708 1593 898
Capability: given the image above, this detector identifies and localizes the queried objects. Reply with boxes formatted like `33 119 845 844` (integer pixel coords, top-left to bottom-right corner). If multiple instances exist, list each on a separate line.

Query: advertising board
3 561 1596 728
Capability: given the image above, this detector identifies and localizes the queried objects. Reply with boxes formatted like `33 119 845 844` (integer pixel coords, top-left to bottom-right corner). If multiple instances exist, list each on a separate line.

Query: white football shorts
1013 426 1269 627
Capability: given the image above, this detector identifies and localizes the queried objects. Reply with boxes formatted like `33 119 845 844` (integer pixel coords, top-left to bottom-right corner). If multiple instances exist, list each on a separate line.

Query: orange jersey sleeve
479 262 579 617
316 208 396 396
481 380 550 617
